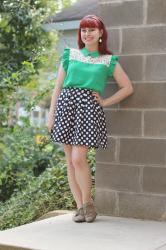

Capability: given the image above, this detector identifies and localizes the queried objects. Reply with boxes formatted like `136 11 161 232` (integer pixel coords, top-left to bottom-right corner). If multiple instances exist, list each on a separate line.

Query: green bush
0 148 96 230
0 123 64 201
0 162 72 230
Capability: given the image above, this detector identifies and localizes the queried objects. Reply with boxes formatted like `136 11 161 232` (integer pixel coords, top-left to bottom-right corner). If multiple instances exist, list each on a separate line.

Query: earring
99 37 102 43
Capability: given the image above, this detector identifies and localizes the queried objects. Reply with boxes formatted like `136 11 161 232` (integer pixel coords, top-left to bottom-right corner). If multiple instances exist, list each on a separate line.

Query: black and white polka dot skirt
50 87 108 149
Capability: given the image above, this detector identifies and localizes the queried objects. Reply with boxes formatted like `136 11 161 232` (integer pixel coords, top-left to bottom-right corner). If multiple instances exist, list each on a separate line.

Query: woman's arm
92 63 134 107
49 63 66 113
47 63 66 132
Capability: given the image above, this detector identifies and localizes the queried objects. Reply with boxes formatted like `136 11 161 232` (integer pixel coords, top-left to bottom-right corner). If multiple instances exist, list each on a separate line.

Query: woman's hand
92 92 106 107
47 110 55 133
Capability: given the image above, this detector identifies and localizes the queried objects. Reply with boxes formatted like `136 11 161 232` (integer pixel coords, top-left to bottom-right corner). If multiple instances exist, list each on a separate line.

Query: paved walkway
0 213 166 250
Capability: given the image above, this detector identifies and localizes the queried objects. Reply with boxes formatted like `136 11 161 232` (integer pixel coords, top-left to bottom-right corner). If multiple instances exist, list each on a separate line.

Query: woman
47 15 134 223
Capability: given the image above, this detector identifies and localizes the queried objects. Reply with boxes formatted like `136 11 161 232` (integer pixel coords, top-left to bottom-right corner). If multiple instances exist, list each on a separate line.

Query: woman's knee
71 145 88 168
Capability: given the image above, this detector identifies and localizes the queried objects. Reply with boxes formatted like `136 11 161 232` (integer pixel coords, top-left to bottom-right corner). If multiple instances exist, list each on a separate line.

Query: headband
82 15 104 26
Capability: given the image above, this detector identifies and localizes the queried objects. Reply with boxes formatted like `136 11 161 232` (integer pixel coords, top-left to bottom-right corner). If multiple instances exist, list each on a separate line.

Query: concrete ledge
0 213 166 250
36 210 73 221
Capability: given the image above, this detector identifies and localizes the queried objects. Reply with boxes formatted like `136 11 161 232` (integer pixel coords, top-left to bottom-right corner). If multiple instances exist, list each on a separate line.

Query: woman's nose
85 30 90 35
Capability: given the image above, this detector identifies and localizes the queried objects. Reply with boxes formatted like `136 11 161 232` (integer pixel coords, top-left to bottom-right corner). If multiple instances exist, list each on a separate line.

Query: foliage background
0 0 96 231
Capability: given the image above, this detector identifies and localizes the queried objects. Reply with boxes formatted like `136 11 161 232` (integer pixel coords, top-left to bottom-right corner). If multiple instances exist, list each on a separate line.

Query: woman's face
80 27 103 46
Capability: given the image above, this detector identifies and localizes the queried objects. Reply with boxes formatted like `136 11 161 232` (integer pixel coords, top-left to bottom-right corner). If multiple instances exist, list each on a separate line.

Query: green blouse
60 47 119 95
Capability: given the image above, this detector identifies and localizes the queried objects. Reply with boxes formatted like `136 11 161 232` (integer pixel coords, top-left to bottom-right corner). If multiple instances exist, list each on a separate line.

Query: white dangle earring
99 37 102 43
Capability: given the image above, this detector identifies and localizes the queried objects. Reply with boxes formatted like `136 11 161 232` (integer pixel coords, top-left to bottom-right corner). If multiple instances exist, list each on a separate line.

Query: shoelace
84 204 96 216
75 207 84 216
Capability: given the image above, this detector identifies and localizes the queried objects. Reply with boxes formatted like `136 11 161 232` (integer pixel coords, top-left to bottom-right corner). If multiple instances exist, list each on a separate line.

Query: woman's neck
85 44 99 52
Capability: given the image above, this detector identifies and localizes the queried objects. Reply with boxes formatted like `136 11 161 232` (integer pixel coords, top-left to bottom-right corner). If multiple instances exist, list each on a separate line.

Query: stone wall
96 0 166 221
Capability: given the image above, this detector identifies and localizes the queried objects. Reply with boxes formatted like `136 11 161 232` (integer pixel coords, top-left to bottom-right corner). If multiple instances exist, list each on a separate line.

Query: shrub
0 146 96 230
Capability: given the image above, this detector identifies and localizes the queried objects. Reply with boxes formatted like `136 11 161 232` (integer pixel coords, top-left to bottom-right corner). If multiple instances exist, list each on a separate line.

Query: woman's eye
81 29 95 32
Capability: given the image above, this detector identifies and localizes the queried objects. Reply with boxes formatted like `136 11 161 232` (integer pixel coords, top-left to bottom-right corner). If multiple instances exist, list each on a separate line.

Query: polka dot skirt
50 87 108 149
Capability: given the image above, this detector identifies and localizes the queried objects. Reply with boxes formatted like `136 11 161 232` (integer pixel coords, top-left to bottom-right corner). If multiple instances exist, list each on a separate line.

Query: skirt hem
50 137 107 150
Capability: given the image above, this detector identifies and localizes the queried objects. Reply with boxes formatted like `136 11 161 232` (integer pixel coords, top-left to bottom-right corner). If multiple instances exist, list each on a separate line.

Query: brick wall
95 0 166 221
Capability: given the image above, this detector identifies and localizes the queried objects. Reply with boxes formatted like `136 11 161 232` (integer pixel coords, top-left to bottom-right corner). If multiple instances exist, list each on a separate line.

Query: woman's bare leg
63 144 83 209
71 145 92 204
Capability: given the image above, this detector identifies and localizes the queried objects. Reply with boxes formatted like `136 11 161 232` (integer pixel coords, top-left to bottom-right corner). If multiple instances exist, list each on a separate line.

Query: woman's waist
62 86 94 94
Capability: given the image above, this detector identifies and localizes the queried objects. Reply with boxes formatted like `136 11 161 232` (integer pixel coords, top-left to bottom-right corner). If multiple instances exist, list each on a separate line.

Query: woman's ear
100 29 103 37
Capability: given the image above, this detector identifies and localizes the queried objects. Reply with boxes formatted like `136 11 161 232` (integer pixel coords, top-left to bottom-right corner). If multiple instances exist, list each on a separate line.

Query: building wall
57 30 77 53
95 0 166 221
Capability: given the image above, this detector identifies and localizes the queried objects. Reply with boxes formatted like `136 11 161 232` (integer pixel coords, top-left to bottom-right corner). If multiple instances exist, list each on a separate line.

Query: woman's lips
84 38 93 41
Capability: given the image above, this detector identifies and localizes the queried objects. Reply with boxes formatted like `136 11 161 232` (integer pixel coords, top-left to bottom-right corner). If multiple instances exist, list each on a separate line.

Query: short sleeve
108 55 119 77
60 48 70 72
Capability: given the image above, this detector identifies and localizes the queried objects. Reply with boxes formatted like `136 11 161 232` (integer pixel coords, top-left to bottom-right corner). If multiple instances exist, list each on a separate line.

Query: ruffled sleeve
108 55 119 77
60 48 70 72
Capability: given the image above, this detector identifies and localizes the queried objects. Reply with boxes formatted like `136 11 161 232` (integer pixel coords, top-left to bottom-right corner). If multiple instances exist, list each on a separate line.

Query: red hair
78 15 112 55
